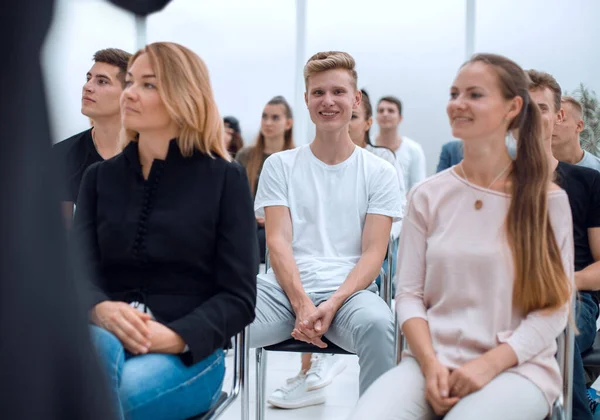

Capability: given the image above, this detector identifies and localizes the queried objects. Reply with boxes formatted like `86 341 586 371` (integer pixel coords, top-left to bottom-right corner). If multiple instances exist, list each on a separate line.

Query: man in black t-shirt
52 48 131 227
529 69 600 420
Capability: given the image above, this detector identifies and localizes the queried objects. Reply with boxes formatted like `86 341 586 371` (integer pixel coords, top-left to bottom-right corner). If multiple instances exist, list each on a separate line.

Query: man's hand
297 300 338 343
448 356 499 398
291 299 327 348
91 301 152 355
422 357 460 416
147 320 187 354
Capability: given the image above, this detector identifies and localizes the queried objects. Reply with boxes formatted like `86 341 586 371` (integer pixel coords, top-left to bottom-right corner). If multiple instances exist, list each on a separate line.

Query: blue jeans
90 325 225 420
573 292 599 420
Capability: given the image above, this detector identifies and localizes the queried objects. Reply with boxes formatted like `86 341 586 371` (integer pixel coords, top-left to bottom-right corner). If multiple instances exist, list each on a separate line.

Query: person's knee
353 306 394 340
90 325 123 358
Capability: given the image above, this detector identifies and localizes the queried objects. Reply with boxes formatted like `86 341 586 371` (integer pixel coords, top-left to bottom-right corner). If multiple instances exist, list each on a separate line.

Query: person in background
223 115 244 159
375 95 427 191
350 53 573 420
553 96 600 171
52 48 131 227
236 96 295 264
527 69 600 420
436 140 463 172
74 42 258 420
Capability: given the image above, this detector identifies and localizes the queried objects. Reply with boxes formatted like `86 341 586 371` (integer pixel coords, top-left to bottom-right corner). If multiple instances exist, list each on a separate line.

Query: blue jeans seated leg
91 325 225 420
572 293 600 420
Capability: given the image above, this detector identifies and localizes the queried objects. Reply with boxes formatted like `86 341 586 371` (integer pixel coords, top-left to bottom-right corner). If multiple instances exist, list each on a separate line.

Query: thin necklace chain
459 161 512 210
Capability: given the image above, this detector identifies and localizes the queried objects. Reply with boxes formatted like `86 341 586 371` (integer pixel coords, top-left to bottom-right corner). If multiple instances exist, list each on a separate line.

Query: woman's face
121 53 176 134
349 101 372 147
447 62 520 142
260 104 291 139
224 123 234 147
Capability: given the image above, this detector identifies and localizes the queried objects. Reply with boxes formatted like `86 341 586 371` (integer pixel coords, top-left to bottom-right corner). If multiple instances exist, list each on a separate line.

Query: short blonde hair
121 42 229 161
561 95 583 118
303 51 358 90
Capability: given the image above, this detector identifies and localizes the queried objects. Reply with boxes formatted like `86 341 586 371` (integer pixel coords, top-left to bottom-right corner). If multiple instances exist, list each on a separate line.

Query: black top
72 139 258 364
235 147 271 197
555 162 600 297
52 128 103 203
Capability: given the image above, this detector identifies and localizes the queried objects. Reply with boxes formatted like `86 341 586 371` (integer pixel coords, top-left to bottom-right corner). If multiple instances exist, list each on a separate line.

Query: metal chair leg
240 328 249 420
256 348 267 420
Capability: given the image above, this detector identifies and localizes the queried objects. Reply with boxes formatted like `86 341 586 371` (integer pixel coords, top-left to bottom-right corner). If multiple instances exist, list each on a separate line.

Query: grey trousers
249 280 395 395
348 356 549 420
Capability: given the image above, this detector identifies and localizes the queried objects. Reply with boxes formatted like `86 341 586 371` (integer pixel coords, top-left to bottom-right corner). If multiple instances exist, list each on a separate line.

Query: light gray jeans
348 356 549 420
249 280 395 395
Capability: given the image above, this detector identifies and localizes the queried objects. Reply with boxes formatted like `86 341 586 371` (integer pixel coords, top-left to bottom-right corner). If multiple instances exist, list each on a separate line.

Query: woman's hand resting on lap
146 320 187 354
422 357 460 416
91 301 152 354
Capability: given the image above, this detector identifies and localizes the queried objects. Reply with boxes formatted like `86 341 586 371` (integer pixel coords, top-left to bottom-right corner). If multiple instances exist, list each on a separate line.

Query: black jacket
73 139 258 364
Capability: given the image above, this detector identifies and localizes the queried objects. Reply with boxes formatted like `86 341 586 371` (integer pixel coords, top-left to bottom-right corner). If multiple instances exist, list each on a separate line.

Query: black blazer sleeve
71 162 110 308
168 163 259 363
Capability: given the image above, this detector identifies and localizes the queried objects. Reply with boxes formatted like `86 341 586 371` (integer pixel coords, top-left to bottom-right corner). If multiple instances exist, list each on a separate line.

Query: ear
506 96 523 122
556 108 565 124
285 118 293 130
398 115 404 125
353 89 362 110
365 117 373 131
576 119 585 134
304 91 308 107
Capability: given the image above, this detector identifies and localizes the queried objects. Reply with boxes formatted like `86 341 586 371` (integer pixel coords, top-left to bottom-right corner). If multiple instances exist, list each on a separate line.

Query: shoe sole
267 395 326 409
305 362 347 391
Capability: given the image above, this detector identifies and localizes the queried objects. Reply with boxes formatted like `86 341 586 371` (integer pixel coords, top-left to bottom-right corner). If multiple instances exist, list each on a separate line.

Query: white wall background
43 0 600 175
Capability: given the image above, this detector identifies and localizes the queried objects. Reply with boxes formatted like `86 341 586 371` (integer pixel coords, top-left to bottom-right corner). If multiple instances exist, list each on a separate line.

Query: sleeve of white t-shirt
409 144 427 190
368 163 403 221
254 154 288 218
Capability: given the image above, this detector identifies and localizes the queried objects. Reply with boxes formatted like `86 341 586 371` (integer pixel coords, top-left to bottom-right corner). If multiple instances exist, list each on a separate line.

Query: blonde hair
303 51 358 90
561 95 583 118
120 42 229 161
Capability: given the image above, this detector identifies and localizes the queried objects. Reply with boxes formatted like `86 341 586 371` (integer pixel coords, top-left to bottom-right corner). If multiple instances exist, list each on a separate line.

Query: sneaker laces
276 373 306 394
307 354 328 378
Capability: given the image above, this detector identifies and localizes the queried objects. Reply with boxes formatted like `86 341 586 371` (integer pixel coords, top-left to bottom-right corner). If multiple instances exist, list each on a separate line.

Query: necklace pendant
474 200 483 210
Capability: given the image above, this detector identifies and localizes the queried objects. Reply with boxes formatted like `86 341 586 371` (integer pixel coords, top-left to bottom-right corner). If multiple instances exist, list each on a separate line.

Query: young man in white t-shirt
249 51 402 408
375 95 427 191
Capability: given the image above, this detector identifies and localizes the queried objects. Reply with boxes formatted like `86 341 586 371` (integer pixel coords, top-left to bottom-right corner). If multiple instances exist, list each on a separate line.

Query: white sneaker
267 373 326 409
305 354 346 391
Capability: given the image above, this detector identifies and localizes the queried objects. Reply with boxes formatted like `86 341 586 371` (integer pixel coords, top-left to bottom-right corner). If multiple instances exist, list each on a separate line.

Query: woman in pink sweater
350 53 573 420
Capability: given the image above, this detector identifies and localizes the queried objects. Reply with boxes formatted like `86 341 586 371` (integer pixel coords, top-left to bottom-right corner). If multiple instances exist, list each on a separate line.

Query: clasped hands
423 355 498 416
291 299 338 348
92 301 186 355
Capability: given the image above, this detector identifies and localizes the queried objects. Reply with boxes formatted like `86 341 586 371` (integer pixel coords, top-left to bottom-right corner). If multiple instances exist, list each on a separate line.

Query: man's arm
264 206 310 311
328 214 392 311
575 228 600 291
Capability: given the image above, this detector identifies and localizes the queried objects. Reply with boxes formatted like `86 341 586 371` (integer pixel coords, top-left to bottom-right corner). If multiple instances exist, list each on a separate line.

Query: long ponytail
467 54 570 315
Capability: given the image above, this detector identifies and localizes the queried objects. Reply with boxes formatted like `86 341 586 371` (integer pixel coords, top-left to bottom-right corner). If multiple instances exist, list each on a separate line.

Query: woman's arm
167 163 258 364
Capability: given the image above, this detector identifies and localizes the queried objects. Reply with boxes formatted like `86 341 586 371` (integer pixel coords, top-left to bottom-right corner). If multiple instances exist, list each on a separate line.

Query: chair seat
188 391 228 420
582 331 600 367
264 337 353 355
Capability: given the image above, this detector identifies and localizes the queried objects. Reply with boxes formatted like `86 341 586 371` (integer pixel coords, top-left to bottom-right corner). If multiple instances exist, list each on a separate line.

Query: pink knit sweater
395 168 574 410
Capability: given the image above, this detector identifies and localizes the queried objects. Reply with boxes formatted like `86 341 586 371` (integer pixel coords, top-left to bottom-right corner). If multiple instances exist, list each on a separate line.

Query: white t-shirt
255 144 403 293
366 144 406 238
578 150 600 172
395 136 427 192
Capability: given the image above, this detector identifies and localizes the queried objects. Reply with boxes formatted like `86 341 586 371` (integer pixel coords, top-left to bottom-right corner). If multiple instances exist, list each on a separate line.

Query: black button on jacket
72 139 258 364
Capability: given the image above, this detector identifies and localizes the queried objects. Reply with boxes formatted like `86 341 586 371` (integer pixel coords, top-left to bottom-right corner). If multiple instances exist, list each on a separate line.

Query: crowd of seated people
52 41 600 420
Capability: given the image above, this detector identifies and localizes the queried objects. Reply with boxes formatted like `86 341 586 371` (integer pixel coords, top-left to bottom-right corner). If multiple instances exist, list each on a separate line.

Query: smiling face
81 62 123 120
447 61 520 142
304 69 360 133
120 53 176 134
